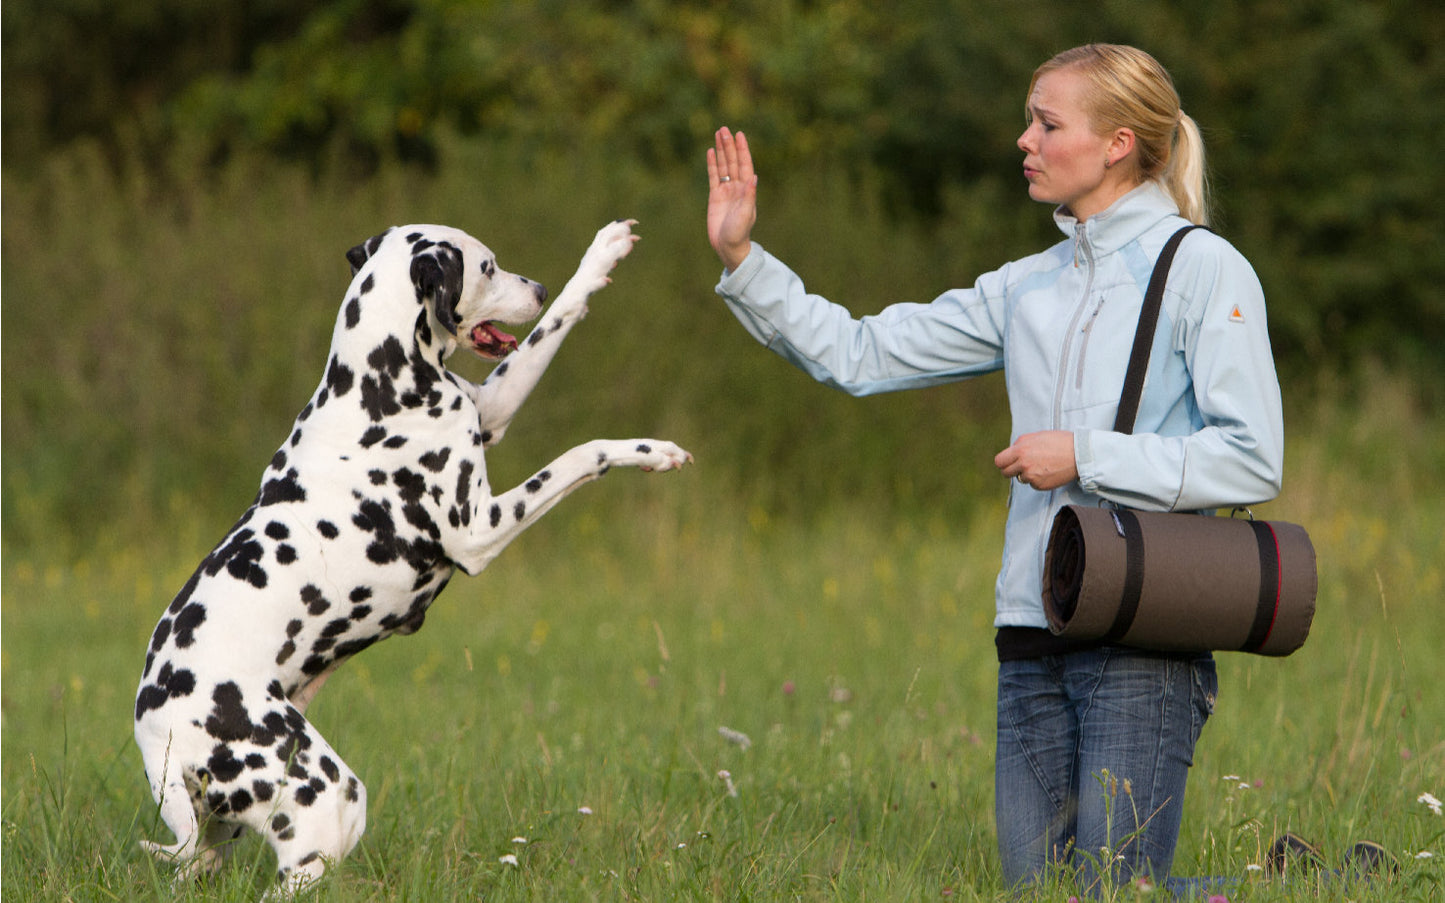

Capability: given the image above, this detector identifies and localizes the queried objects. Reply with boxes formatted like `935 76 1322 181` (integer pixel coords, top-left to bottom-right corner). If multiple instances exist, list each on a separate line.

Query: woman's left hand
996 431 1078 491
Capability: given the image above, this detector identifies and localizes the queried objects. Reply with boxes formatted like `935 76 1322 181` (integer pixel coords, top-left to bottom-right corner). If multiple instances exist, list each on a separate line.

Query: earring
1104 157 1114 169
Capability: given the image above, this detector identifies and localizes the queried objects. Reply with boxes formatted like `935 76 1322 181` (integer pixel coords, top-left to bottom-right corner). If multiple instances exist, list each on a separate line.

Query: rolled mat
1043 505 1316 656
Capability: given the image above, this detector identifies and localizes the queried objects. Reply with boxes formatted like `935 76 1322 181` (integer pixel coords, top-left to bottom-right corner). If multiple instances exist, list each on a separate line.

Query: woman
706 44 1283 891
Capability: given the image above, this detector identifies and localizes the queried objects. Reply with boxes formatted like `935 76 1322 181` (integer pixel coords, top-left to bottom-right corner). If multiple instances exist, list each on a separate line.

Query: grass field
3 145 1443 900
4 401 1443 901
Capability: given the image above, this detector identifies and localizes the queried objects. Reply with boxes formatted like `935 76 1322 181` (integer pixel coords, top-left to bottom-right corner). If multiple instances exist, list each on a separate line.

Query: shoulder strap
1113 224 1210 434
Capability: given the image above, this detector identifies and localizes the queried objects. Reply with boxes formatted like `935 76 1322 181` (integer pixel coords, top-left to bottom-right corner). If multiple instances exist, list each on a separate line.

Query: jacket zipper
1076 297 1104 389
1053 226 1096 428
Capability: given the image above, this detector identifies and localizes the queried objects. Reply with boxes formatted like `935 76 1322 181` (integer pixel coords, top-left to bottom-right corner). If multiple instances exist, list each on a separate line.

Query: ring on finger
719 175 732 183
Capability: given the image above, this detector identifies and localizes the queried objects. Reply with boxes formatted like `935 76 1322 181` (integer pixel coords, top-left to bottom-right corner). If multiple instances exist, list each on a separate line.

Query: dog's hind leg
140 775 227 880
260 726 368 897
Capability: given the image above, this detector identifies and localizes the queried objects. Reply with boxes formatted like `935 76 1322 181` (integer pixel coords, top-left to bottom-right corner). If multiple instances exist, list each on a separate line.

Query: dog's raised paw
637 441 693 473
578 219 639 284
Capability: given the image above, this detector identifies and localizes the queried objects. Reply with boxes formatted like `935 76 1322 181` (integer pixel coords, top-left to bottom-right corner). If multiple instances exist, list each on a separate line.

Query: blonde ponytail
1166 112 1210 225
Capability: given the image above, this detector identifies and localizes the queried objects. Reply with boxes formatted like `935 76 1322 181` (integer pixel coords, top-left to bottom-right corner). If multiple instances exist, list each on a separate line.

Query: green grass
4 142 1444 899
4 426 1444 900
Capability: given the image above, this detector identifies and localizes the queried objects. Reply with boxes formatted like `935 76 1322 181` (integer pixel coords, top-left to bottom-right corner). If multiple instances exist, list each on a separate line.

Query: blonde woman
707 45 1280 891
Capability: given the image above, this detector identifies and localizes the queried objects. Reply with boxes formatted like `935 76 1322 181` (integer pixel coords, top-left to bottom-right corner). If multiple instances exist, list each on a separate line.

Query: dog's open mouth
469 322 519 359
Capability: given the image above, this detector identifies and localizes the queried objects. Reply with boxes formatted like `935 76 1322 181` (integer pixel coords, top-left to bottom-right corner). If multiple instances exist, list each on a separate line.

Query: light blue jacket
715 182 1284 628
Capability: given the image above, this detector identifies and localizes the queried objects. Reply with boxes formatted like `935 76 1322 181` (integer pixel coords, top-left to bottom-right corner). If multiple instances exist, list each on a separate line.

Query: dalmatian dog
133 219 690 895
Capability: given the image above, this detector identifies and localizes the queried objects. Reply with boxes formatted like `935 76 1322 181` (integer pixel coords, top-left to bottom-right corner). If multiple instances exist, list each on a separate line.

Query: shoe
1267 832 1325 876
1341 840 1399 879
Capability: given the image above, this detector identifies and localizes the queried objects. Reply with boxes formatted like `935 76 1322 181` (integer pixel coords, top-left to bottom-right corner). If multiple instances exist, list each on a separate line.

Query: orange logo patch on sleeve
1228 304 1246 323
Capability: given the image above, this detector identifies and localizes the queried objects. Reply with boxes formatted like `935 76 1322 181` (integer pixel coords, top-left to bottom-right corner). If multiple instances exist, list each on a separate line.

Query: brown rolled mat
1043 505 1316 656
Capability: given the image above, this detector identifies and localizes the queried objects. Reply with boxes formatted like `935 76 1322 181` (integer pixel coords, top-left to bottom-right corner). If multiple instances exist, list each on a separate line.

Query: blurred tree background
3 0 1442 556
6 0 1443 369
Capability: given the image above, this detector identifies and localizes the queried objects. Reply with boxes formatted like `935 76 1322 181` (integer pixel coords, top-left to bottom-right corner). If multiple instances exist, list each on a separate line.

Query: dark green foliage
5 0 1441 374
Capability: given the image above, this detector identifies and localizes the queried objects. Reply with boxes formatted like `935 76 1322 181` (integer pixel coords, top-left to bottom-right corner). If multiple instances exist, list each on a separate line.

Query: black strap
1100 509 1146 643
1241 520 1282 652
1113 225 1210 434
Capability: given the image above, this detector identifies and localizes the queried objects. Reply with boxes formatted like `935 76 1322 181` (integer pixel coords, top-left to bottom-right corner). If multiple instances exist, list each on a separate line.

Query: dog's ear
410 243 465 334
346 228 393 276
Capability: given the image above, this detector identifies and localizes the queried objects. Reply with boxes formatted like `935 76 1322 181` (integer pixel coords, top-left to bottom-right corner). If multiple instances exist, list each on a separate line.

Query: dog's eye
480 260 496 278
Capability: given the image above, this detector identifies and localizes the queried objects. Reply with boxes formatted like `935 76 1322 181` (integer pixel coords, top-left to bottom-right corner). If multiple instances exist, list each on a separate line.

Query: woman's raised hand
706 127 758 272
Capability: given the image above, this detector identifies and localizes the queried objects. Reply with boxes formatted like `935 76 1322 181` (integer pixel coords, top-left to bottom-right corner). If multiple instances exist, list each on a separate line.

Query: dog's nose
531 282 548 304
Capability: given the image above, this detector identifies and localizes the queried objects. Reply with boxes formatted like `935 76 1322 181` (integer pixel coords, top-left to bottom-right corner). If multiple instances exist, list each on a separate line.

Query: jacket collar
1053 181 1181 258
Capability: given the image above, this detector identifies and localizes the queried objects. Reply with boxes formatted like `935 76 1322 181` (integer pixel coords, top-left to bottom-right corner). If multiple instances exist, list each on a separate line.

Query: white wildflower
499 853 519 867
1222 774 1241 782
1419 792 1443 816
577 805 593 816
718 769 739 797
511 836 528 844
1415 851 1434 860
1245 863 1263 873
718 726 752 749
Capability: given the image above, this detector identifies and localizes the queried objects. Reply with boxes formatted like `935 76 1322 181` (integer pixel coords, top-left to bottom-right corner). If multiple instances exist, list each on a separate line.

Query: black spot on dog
349 604 372 620
360 374 401 421
317 520 339 539
392 468 426 503
173 602 208 647
228 788 254 814
275 544 297 565
149 618 172 652
300 585 330 616
246 753 267 769
254 780 275 803
265 522 290 541
360 426 388 448
349 587 372 603
134 662 198 719
367 336 408 379
514 501 526 521
635 443 652 453
490 504 502 528
419 449 450 472
368 469 387 485
208 745 247 783
319 756 341 783
260 470 307 507
382 434 408 449
345 298 361 329
327 357 355 397
167 571 202 616
321 618 351 639
205 682 254 743
270 449 288 472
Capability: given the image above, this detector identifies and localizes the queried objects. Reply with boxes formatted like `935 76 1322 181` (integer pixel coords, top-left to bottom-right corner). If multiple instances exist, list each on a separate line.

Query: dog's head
346 225 548 361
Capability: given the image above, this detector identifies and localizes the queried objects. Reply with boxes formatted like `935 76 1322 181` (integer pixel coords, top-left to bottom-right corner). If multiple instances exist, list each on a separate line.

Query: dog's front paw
576 219 639 291
636 440 693 473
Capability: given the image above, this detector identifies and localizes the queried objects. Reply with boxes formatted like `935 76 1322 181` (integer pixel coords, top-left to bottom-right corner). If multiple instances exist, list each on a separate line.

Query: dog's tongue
471 322 518 356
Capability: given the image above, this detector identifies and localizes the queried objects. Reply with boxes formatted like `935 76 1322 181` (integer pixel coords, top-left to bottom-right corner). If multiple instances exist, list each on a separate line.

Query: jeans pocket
1191 656 1219 727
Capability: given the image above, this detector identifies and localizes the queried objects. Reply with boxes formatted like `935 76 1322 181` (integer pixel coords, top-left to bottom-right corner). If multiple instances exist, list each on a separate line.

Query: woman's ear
1105 127 1137 169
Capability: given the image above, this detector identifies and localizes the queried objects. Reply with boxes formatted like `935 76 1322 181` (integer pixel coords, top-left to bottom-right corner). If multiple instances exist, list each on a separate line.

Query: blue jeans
995 646 1218 893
